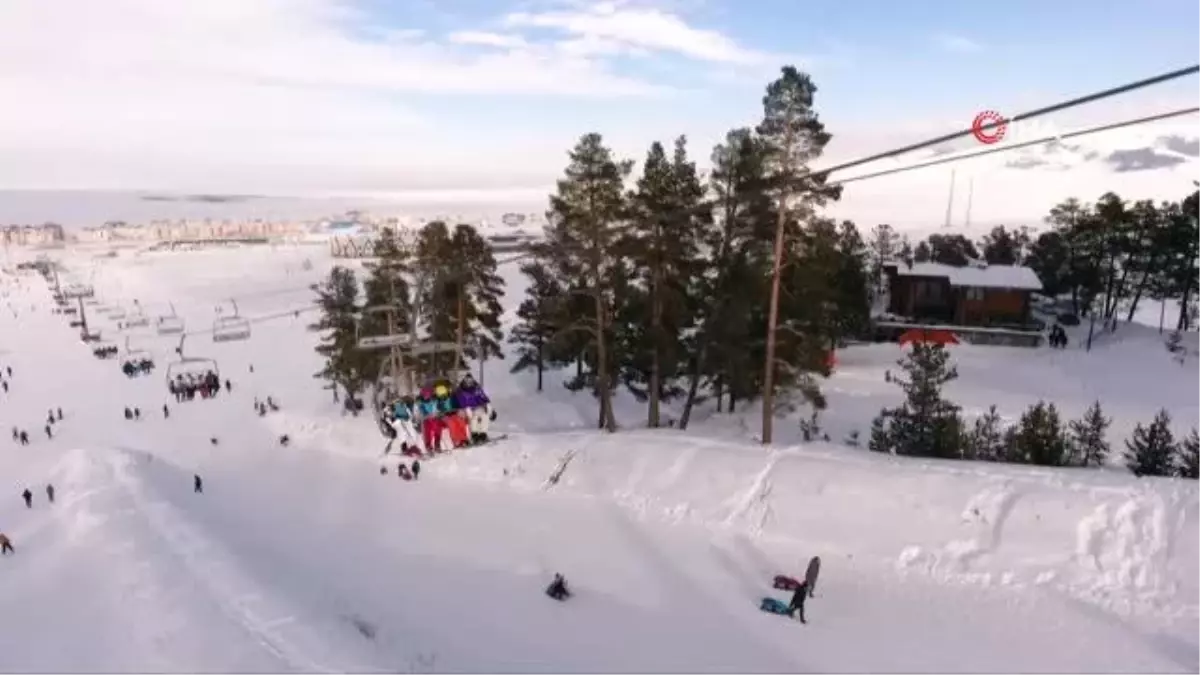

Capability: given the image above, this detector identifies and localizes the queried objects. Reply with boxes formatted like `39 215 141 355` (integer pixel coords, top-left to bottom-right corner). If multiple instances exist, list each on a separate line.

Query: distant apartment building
1 223 65 246
74 218 310 244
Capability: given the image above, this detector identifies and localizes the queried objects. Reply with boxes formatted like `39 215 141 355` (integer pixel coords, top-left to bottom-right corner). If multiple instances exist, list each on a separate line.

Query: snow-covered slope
0 245 1195 673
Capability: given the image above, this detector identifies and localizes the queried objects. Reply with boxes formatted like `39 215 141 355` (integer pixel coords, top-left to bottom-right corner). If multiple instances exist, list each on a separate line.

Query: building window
965 287 984 301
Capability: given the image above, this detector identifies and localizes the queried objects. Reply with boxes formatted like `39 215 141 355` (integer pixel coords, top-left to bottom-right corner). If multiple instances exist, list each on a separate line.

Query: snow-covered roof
886 261 1043 290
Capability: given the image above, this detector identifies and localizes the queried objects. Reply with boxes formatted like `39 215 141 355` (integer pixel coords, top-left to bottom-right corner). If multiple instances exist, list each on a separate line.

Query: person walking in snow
46 484 55 504
0 533 13 555
788 580 809 624
193 474 203 494
22 489 32 508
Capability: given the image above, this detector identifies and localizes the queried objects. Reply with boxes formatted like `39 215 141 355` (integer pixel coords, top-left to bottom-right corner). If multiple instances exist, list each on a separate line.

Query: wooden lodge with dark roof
877 259 1045 347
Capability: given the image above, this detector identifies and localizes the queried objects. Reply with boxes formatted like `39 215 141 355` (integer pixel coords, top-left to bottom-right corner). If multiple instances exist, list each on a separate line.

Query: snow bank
403 430 1199 622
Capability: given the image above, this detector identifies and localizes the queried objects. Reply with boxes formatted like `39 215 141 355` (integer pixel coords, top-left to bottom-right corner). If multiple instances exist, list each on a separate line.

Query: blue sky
0 0 1196 228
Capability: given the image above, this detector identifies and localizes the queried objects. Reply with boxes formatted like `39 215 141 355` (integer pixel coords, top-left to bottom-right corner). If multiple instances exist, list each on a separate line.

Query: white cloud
447 30 530 49
934 33 983 53
504 1 773 65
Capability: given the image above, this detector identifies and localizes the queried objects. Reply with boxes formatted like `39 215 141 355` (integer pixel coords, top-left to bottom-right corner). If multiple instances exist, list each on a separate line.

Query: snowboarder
546 573 571 601
788 580 808 623
163 403 169 419
46 484 55 503
411 459 421 481
22 488 32 508
193 474 203 494
0 533 12 555
56 407 62 421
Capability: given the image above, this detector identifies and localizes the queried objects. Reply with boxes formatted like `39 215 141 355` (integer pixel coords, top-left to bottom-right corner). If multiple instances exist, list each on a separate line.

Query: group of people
168 371 222 401
1047 323 1070 349
382 374 495 456
121 357 155 378
92 344 119 359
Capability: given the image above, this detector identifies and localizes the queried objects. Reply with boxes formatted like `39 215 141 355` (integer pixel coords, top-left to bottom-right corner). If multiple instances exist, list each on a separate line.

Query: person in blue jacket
390 395 421 451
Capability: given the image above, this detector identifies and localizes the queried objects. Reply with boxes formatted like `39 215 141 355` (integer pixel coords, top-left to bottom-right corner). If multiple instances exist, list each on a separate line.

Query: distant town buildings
0 209 545 249
1 223 66 247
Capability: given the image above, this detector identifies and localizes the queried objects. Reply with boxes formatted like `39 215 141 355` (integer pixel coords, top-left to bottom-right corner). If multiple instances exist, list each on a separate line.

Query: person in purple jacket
454 374 493 443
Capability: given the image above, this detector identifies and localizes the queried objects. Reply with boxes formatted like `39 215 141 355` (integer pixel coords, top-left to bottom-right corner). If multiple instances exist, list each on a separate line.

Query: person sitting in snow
453 374 493 444
546 573 571 601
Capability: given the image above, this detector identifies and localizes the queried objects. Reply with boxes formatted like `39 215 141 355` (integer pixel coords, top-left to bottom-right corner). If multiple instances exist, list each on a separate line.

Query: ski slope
0 244 1196 673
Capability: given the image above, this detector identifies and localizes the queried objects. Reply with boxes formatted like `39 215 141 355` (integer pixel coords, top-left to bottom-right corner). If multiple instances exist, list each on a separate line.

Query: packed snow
0 243 1196 673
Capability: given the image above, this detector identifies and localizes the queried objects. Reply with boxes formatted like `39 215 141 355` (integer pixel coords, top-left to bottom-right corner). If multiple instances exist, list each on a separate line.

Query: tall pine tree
309 266 370 403
544 132 631 431
1124 409 1176 477
755 66 841 444
509 257 564 392
620 136 706 427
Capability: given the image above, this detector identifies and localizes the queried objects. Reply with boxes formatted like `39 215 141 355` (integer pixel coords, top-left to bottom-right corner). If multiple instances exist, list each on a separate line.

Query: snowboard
804 555 821 598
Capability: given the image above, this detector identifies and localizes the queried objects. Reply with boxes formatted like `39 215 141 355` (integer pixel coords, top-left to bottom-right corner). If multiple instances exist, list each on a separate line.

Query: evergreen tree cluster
509 67 870 433
866 345 1197 479
870 192 1198 333
312 222 505 395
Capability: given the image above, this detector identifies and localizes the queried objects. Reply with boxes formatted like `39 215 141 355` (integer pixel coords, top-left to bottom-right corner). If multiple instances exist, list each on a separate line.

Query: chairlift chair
212 298 251 343
122 336 153 364
165 335 220 389
123 300 150 328
156 302 185 335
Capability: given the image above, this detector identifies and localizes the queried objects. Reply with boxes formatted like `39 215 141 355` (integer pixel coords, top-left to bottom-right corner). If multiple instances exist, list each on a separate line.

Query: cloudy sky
0 0 1197 230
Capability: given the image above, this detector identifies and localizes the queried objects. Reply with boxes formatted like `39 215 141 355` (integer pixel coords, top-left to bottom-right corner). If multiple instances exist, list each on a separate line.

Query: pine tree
361 228 414 342
1010 401 1069 466
868 413 891 453
448 224 506 363
1175 428 1199 479
679 128 774 428
965 405 1007 462
509 258 564 392
884 344 963 459
756 66 842 444
1124 409 1176 477
309 266 370 403
1068 401 1111 467
544 132 631 431
620 136 706 427
868 223 898 295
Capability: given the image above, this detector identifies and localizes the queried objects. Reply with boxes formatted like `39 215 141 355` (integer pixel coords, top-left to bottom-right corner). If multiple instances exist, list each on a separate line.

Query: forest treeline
309 65 1200 444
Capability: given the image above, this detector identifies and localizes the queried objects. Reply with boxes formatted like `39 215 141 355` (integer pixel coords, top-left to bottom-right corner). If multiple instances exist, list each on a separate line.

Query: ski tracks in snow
105 450 372 673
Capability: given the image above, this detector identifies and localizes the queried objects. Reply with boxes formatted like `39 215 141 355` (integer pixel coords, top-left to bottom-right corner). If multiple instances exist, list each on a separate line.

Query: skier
389 396 422 453
46 410 55 425
454 374 493 443
18 430 28 446
163 403 170 419
5 366 11 377
11 427 17 442
124 407 133 420
225 379 232 393
22 488 32 508
546 573 571 601
279 434 290 447
411 459 421 481
46 484 55 504
416 389 443 453
193 474 203 494
788 580 808 624
0 532 12 555
134 407 141 421
44 424 52 439
56 407 62 421
1 380 6 392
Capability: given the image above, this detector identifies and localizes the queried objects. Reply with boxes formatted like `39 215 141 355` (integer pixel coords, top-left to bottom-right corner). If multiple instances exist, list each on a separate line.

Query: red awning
897 328 960 346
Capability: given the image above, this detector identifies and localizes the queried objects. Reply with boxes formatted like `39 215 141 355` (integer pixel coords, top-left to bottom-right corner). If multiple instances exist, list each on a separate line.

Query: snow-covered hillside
0 244 1195 673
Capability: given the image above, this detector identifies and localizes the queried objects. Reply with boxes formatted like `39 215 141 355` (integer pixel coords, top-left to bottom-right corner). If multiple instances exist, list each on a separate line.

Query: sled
773 575 801 591
759 597 792 615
